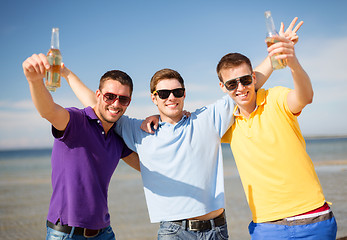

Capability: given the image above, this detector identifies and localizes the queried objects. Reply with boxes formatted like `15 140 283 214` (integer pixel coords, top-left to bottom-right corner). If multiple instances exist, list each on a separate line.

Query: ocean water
1 137 347 173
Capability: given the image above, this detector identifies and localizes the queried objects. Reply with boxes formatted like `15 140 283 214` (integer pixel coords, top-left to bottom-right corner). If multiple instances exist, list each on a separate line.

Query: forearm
122 152 141 172
64 69 97 107
254 56 273 90
29 80 57 119
291 60 313 106
28 80 69 130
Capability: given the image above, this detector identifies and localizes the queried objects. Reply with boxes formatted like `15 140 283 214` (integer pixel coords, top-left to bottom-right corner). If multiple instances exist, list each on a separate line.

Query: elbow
307 90 314 105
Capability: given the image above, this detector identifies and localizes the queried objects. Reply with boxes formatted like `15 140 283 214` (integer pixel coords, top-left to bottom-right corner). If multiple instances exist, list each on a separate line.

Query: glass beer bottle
264 11 287 70
46 28 62 92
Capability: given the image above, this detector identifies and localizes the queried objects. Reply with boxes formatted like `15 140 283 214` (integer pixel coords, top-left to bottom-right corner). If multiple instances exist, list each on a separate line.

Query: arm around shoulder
122 152 141 172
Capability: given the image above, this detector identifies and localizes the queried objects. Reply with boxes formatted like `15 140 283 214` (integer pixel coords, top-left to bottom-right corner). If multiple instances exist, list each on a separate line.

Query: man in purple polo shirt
22 53 140 240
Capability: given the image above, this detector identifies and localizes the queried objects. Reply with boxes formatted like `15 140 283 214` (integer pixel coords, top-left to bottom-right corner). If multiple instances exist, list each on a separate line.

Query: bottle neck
51 28 60 49
264 11 278 37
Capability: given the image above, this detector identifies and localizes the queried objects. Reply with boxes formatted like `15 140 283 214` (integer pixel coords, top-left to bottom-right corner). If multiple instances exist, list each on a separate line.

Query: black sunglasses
101 92 131 106
223 74 253 91
152 88 185 99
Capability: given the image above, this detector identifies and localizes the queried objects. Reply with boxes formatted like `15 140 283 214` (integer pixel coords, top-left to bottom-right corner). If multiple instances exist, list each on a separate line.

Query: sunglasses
101 91 131 106
152 88 185 99
223 74 253 91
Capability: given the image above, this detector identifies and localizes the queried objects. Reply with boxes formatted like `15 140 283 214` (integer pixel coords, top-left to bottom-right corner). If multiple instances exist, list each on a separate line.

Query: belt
269 210 333 226
172 211 227 231
46 220 103 238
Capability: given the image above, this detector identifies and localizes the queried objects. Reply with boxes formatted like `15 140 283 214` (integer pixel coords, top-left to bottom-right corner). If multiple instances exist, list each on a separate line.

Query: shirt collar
85 106 116 131
233 88 266 117
158 115 188 127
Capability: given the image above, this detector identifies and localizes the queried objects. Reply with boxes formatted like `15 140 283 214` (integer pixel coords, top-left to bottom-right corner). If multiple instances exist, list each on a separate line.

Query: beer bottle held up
46 28 62 92
264 11 287 70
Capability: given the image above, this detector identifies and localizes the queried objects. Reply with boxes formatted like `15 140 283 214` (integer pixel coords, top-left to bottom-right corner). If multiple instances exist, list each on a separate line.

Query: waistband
269 205 333 226
46 220 106 238
170 211 227 231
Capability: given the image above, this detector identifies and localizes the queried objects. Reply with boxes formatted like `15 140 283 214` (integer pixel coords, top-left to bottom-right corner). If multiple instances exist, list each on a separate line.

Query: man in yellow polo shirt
217 36 337 239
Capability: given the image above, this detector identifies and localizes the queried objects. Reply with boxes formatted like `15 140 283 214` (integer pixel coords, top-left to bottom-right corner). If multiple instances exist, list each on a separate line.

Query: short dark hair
99 70 133 95
216 53 253 82
150 68 184 93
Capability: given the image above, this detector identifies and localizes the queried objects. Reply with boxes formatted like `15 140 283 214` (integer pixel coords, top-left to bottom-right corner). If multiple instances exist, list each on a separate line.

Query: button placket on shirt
97 120 105 136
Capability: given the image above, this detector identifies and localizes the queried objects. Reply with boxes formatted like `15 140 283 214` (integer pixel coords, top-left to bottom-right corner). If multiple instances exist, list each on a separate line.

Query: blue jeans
248 214 337 240
46 225 116 240
157 221 229 240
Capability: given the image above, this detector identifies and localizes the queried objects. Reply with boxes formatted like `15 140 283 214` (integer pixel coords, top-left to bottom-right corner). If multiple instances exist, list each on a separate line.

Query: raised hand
279 17 304 45
22 53 50 83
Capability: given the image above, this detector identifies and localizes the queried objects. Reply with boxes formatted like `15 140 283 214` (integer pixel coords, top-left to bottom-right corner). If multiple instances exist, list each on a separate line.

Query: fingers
279 22 285 35
267 36 294 56
147 122 155 134
287 17 298 32
23 53 50 75
293 21 304 33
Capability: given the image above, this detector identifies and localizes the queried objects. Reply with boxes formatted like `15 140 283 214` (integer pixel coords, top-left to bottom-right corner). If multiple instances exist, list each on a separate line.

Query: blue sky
1 0 347 150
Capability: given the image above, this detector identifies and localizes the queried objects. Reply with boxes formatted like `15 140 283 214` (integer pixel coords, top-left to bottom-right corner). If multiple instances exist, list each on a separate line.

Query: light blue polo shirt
115 95 234 223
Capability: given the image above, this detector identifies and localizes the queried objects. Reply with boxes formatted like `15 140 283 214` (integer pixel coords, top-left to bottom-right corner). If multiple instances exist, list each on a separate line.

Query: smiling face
94 79 131 132
151 78 185 125
219 63 257 117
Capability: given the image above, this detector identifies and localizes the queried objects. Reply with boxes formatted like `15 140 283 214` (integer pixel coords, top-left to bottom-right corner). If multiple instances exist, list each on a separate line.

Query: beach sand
0 161 346 240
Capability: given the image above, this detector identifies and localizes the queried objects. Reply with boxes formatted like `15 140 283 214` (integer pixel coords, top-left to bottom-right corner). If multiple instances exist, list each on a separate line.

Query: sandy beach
0 159 346 240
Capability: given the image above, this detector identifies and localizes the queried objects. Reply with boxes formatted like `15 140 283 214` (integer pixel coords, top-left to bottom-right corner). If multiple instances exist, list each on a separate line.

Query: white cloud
300 36 347 83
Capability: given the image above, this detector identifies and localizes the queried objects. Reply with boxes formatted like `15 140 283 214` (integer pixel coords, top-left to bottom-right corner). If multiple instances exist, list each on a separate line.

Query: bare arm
22 54 70 131
61 64 97 107
268 35 313 114
254 17 304 90
122 152 141 172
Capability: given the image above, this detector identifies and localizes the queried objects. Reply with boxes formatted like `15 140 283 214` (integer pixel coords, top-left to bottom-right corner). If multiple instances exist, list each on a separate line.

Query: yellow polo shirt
222 86 325 223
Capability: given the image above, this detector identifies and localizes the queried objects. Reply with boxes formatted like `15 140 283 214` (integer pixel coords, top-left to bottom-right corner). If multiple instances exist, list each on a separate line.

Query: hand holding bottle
23 53 51 85
267 35 300 70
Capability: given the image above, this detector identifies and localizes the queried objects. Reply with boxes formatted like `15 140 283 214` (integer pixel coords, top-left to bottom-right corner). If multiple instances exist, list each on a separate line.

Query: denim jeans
248 214 337 240
46 225 116 240
157 220 229 240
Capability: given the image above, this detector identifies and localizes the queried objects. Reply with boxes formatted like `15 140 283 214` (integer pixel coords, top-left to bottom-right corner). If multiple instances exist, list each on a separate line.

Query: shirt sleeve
221 127 232 143
205 95 235 137
51 107 80 142
114 115 144 152
121 143 133 159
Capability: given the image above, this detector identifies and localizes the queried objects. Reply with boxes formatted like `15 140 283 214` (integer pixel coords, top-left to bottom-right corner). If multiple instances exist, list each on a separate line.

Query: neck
93 106 113 135
160 113 184 125
238 101 257 119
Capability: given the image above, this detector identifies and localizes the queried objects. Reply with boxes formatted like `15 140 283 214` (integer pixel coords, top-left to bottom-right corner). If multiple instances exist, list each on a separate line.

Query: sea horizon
1 134 347 152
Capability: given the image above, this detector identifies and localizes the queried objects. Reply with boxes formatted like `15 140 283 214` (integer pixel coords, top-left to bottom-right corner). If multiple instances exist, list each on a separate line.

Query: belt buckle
187 220 200 231
83 228 100 238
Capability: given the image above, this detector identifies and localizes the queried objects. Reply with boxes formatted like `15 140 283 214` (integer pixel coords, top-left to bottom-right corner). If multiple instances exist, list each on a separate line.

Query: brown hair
150 68 184 93
99 70 133 95
216 53 253 82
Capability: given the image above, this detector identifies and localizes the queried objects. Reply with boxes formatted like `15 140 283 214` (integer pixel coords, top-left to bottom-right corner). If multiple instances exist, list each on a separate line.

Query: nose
110 98 123 107
236 80 246 90
167 92 176 100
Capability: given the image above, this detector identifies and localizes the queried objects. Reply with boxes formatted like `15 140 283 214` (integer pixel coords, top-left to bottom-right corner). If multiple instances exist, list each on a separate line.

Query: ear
252 72 257 85
219 81 228 94
151 94 158 106
95 89 102 100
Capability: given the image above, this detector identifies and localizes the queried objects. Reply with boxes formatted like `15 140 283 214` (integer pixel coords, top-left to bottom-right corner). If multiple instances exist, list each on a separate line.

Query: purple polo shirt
47 107 132 230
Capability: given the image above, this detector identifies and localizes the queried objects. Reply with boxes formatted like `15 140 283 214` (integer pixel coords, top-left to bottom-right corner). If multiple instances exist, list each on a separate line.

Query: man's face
219 63 257 112
151 78 185 124
95 80 131 127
